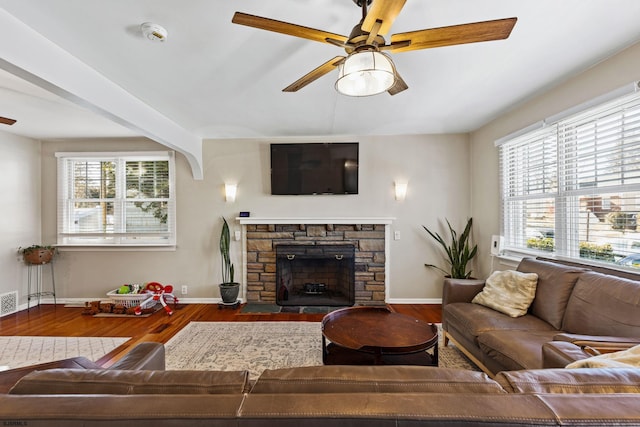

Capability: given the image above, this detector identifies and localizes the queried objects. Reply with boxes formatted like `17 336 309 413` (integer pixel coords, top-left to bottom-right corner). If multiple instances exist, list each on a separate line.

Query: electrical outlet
181 285 188 295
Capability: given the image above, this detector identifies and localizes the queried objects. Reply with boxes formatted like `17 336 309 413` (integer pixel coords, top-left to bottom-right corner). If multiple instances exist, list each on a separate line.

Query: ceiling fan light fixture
335 51 396 97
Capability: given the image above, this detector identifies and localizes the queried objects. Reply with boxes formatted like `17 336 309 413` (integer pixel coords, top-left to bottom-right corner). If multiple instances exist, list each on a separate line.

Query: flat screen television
270 143 359 195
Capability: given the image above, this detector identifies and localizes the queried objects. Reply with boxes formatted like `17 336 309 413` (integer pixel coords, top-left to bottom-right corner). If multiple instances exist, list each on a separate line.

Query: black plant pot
219 282 240 303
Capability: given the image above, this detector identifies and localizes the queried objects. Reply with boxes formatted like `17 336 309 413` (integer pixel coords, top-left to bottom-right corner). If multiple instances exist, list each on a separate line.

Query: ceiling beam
0 9 203 179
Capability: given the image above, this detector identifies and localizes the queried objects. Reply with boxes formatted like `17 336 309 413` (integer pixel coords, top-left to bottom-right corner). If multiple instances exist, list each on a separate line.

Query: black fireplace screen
275 244 355 307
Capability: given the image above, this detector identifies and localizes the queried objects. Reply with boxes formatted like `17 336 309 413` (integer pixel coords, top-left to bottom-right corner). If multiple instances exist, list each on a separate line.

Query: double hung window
56 151 176 247
498 84 640 268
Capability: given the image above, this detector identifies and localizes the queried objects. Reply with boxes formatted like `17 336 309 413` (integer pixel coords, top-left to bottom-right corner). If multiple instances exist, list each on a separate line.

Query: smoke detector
141 22 168 42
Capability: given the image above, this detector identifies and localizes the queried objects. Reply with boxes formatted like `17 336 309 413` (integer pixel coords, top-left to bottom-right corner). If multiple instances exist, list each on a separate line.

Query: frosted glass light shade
335 51 396 97
225 183 237 203
395 181 408 201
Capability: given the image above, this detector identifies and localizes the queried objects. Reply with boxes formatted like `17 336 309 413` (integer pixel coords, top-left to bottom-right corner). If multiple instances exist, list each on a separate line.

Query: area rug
165 322 477 380
0 336 130 370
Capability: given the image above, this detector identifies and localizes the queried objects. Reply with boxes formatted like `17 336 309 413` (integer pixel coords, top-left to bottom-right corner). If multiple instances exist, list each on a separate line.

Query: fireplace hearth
276 244 355 307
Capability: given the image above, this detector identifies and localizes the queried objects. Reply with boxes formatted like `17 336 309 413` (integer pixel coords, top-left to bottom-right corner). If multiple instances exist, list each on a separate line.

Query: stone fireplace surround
238 218 393 305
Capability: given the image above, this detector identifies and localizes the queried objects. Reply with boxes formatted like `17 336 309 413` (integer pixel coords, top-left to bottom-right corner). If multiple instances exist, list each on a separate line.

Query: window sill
57 245 176 252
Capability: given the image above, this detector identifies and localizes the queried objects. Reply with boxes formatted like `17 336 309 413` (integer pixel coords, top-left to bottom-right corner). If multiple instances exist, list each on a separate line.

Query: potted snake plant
423 217 478 279
219 217 240 304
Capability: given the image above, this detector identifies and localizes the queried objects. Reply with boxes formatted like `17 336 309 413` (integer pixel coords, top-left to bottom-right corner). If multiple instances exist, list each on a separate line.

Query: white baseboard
387 298 442 304
21 297 436 308
29 297 244 306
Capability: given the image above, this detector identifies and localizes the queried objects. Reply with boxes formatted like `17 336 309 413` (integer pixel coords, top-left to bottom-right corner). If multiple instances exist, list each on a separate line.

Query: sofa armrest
442 278 485 306
107 342 165 370
542 341 593 368
553 333 640 353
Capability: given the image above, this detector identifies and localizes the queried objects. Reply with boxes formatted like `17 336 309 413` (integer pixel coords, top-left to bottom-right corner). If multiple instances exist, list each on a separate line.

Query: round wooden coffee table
321 306 438 365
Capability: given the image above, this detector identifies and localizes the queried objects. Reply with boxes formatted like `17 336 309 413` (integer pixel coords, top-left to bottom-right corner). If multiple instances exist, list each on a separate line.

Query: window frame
55 151 176 249
497 82 640 268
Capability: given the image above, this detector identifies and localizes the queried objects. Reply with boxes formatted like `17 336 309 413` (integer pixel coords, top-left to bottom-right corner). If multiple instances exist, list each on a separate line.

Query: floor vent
0 291 18 317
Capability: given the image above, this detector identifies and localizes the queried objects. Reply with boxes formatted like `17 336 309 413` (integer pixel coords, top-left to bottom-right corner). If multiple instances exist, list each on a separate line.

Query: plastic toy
134 282 178 316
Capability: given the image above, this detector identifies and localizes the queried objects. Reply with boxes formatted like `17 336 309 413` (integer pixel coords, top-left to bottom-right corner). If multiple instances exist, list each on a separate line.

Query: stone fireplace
239 218 392 305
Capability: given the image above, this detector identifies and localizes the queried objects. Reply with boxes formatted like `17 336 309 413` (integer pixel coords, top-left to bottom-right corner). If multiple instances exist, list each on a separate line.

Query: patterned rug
165 322 477 379
0 336 130 370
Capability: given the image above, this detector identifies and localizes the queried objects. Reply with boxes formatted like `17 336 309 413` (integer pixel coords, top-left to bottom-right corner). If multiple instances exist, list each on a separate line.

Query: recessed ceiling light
140 22 168 42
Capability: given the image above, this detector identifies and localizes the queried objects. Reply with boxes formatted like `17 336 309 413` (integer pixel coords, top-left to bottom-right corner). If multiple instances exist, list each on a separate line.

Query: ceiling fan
232 0 517 96
0 116 17 126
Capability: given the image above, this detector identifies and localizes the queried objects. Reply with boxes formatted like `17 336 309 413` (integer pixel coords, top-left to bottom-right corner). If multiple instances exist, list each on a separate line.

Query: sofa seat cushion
495 367 640 394
251 365 505 394
9 369 250 395
471 270 539 317
562 271 640 337
444 302 555 342
478 330 560 371
517 258 587 329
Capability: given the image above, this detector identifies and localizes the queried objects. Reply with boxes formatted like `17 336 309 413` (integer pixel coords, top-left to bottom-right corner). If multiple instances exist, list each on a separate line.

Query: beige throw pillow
472 270 538 317
566 344 640 369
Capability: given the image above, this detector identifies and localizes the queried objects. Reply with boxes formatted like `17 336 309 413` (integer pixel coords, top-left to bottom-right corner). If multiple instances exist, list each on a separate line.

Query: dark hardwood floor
0 303 441 367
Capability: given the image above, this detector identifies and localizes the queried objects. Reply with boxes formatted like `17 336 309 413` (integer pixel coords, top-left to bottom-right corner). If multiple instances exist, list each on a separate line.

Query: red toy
134 282 178 316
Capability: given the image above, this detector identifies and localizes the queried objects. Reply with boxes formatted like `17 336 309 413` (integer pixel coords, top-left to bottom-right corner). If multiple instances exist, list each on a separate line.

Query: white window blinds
56 151 176 247
499 84 640 268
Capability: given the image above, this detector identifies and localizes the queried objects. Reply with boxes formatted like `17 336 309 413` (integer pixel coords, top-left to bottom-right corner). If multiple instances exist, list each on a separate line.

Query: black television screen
270 143 359 195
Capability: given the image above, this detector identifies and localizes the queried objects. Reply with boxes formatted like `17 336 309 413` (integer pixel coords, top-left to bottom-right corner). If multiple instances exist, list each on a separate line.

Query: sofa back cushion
562 271 640 336
495 368 640 394
9 369 250 395
251 366 505 394
516 258 587 329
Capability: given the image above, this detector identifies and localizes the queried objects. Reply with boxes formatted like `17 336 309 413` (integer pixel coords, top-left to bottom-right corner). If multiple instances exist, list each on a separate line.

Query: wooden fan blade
283 56 346 92
0 116 17 125
389 17 517 53
362 0 407 36
233 12 348 45
388 73 408 96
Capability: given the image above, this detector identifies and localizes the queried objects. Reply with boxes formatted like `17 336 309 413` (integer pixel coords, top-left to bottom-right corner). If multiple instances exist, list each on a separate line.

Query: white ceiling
1 0 640 142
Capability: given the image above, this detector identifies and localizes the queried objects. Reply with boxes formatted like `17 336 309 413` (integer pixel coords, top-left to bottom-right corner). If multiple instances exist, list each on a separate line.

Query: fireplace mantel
237 217 395 225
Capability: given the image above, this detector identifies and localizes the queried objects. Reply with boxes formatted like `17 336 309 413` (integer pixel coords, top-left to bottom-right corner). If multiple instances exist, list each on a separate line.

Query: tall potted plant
219 217 240 304
423 218 478 279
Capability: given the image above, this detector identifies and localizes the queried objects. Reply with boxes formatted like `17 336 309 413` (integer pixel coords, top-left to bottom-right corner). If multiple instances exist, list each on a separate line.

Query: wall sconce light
395 181 408 201
225 183 237 203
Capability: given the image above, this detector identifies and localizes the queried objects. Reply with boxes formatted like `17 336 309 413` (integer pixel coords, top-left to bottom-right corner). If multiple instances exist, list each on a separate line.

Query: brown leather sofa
0 341 166 393
443 257 640 376
1 361 639 426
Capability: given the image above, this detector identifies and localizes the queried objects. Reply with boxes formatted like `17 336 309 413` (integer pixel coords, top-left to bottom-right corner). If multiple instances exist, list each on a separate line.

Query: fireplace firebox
276 244 355 306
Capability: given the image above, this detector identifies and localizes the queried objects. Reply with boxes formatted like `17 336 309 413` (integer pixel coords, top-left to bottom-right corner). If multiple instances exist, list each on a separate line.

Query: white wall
21 41 640 306
0 131 42 309
40 133 470 302
470 41 640 278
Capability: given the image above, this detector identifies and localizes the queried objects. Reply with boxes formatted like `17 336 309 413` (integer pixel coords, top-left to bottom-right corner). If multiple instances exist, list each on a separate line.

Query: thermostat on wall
239 211 250 217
